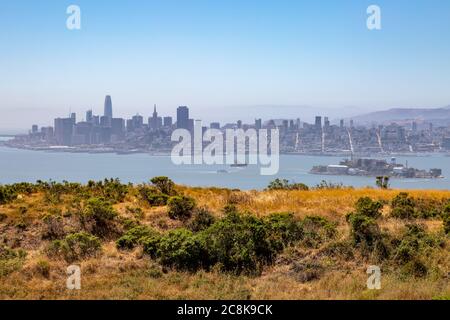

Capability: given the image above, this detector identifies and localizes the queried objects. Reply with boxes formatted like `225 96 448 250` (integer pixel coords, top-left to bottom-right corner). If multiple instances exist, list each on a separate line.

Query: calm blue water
0 141 449 190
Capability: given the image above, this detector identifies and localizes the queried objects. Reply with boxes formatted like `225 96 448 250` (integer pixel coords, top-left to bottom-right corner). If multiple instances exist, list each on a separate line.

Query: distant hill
350 106 450 126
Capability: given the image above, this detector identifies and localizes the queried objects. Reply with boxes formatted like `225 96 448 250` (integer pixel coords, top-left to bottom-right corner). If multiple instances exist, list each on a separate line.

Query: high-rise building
104 95 113 118
163 117 173 127
324 117 330 128
315 116 322 129
132 114 144 129
150 104 160 130
237 120 242 129
210 122 220 130
340 119 344 129
31 125 38 134
54 117 74 145
177 106 189 129
86 110 93 123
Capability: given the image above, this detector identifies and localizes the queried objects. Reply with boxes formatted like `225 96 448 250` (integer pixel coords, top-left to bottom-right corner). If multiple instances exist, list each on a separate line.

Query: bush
443 205 450 235
35 259 51 278
116 226 157 250
267 179 309 191
199 212 302 274
391 193 415 219
264 213 304 251
82 197 117 236
167 196 196 220
0 185 17 204
48 232 101 262
301 215 336 247
355 197 383 219
155 229 204 271
347 213 381 248
150 177 176 196
0 247 27 277
187 208 216 232
138 185 169 206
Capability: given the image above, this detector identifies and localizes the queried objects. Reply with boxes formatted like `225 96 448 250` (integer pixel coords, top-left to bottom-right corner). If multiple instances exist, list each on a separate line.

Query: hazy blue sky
1 0 450 131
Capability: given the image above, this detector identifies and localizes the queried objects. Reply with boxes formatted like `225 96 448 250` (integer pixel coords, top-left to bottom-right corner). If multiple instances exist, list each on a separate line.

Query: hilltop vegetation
0 178 449 300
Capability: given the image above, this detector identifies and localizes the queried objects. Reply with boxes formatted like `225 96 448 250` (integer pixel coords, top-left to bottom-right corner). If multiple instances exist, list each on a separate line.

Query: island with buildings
310 157 443 179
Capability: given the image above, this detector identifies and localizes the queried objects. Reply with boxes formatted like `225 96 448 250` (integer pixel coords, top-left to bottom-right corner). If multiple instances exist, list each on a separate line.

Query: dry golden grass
0 186 449 300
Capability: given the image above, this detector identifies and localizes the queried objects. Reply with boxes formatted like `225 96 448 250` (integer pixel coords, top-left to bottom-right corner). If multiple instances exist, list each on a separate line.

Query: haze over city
1 0 450 132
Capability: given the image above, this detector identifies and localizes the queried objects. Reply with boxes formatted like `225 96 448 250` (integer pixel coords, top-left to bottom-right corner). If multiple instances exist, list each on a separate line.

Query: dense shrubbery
346 197 387 260
0 247 27 277
187 208 216 232
391 193 416 219
301 215 336 248
0 186 16 205
150 177 177 196
48 232 101 262
137 177 176 207
139 210 304 274
444 204 450 235
391 224 444 277
167 196 196 220
390 192 449 220
354 197 384 219
267 179 309 191
116 225 158 249
81 197 118 237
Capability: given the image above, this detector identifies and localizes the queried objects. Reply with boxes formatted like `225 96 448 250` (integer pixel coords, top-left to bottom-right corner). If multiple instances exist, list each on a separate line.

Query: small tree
167 196 196 220
150 177 176 196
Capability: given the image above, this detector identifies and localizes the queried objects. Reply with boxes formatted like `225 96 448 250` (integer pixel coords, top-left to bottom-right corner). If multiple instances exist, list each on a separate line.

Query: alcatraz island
310 157 443 179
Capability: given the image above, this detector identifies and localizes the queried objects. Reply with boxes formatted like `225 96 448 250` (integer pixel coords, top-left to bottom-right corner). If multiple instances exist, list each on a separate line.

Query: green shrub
156 229 204 271
35 259 51 278
347 213 381 247
82 197 117 236
150 177 176 196
0 185 17 204
138 186 169 206
355 197 383 219
0 247 27 277
187 208 216 232
49 232 101 262
391 193 415 219
301 215 336 247
167 196 196 220
264 213 304 251
116 226 157 250
267 179 309 191
443 205 450 235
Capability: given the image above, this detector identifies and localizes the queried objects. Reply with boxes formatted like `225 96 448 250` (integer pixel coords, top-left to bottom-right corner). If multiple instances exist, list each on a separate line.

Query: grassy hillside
0 178 449 300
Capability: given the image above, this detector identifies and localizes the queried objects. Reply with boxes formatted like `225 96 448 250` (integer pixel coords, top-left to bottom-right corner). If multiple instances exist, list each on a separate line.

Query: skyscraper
315 116 322 129
86 110 93 123
177 106 189 129
104 95 113 118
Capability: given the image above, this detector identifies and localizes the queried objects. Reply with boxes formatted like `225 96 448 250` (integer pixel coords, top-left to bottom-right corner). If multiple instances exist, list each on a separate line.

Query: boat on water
230 163 248 168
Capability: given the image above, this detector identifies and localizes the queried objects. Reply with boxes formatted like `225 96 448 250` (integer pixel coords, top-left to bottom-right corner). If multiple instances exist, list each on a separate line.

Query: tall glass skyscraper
104 95 113 118
177 106 189 129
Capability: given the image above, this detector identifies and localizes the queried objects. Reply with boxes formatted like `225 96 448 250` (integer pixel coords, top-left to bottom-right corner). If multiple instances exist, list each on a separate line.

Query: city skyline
1 1 450 131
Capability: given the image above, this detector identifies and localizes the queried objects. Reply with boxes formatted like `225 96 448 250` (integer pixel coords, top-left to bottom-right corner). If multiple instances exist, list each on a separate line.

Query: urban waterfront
0 140 449 190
